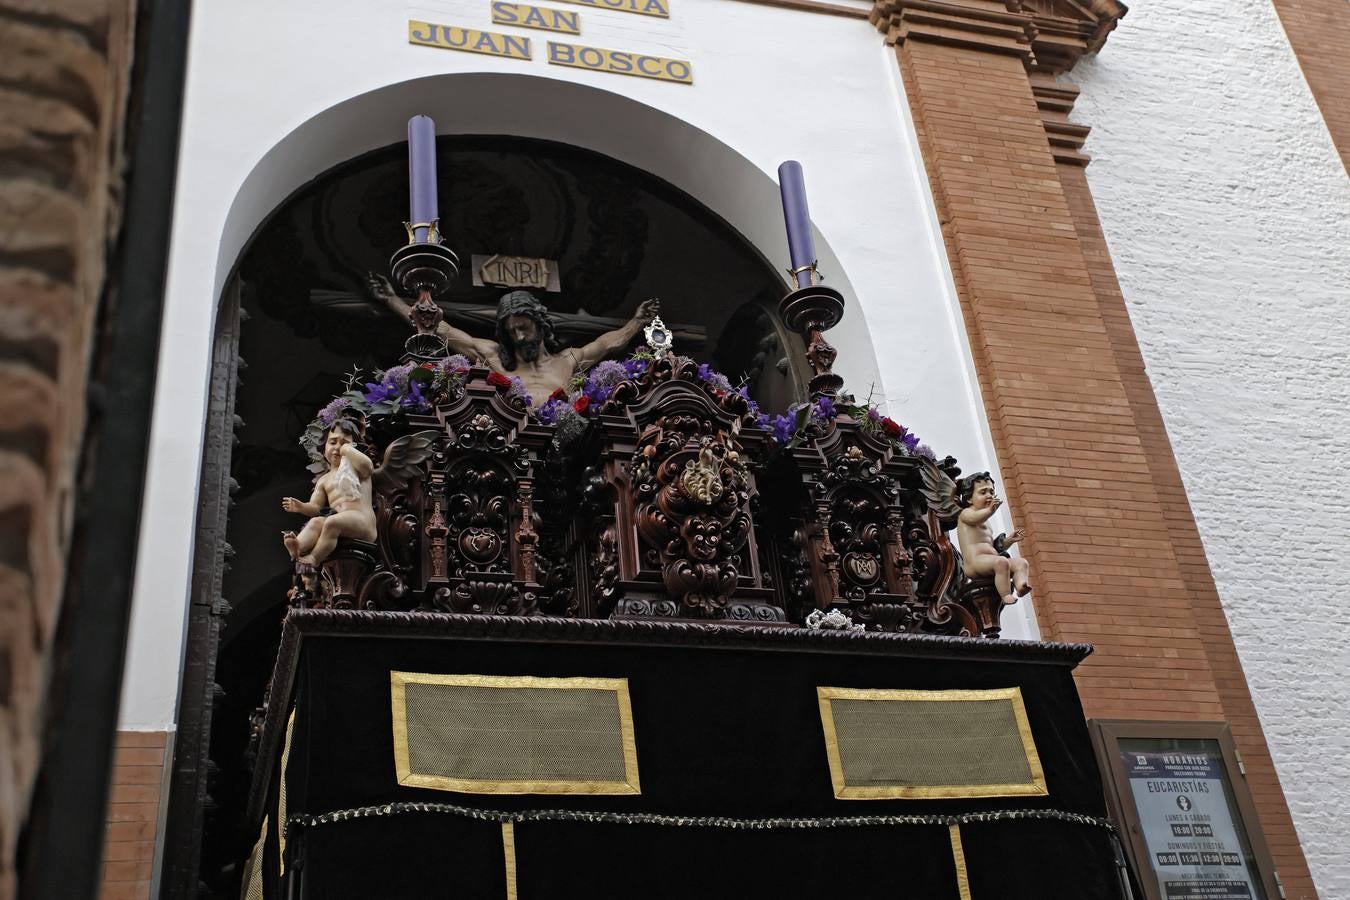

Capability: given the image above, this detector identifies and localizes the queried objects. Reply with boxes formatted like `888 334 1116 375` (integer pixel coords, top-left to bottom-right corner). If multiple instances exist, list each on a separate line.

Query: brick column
1036 75 1318 900
873 0 1224 718
868 0 1315 891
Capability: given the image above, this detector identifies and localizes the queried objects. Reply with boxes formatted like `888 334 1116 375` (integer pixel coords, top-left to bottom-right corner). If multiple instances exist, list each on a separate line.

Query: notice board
1090 721 1281 900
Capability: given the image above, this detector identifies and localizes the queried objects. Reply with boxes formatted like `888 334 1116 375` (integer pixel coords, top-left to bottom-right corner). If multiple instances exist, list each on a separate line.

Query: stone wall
1073 1 1350 895
0 1 134 896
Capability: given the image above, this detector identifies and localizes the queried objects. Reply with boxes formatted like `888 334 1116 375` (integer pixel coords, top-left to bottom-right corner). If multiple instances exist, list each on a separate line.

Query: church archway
168 74 887 897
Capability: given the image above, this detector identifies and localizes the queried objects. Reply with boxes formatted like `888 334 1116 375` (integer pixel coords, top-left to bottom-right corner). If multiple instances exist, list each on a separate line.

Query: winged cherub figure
282 419 438 568
917 460 1031 606
955 473 1030 606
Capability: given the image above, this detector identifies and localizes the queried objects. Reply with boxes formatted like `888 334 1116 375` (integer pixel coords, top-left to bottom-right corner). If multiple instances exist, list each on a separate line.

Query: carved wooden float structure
293 356 1012 639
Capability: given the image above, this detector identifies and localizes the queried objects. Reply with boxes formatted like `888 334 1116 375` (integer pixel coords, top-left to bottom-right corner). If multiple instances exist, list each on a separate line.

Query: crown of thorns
495 290 551 324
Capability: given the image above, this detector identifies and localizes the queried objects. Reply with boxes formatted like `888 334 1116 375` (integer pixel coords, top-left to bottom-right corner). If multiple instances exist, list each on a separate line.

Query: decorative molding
1018 0 1126 73
870 0 1036 61
1031 74 1092 165
869 0 1126 73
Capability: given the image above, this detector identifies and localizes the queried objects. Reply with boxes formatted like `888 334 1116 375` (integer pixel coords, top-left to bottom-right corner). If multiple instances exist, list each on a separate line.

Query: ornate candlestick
390 115 459 359
777 161 845 400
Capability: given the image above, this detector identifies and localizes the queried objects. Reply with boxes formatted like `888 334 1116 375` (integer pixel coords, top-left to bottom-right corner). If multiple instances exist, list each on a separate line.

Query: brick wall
0 2 135 897
102 732 170 899
873 0 1318 894
895 40 1224 717
1271 0 1350 171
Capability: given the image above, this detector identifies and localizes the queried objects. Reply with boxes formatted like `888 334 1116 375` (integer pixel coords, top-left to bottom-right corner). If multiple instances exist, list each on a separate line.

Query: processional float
242 115 1132 900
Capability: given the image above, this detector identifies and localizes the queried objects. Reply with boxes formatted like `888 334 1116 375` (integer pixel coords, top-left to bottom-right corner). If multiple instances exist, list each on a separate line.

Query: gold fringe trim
502 822 518 900
949 824 972 900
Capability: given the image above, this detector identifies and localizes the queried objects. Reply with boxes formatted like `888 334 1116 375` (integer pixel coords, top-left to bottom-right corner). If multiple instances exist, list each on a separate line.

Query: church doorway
181 134 801 895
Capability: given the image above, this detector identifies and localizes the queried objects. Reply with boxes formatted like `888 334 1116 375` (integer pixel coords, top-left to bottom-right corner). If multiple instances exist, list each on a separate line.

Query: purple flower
383 363 414 392
621 358 649 378
508 375 533 408
400 377 427 409
867 407 881 422
696 362 733 393
902 432 920 451
813 397 835 421
364 380 397 404
915 443 936 460
441 354 471 375
770 414 796 445
755 412 771 430
536 397 564 425
588 359 629 390
317 397 349 426
735 386 761 416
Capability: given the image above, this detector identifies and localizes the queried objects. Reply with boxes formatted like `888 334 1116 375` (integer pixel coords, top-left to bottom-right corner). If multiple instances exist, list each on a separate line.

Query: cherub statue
368 275 659 404
955 472 1029 606
282 418 438 569
917 460 1030 606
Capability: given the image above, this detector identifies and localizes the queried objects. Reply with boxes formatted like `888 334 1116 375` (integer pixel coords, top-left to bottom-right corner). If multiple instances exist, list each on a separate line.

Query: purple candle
778 160 816 288
407 115 439 244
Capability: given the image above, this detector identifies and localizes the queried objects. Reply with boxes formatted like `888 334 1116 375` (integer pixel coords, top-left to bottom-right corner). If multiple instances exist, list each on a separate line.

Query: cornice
870 0 1036 61
870 0 1126 74
1031 74 1091 165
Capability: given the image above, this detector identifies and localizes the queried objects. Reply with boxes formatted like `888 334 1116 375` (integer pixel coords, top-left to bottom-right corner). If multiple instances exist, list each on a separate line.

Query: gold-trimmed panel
817 686 1047 800
391 672 641 795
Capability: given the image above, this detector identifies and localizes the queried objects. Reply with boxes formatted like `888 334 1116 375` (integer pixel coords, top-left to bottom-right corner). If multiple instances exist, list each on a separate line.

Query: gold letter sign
547 41 692 85
490 2 582 34
408 20 532 60
547 0 670 18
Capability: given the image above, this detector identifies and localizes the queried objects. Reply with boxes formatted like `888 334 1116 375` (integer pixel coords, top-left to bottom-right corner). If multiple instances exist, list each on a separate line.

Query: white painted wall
120 0 1027 728
1072 3 1350 895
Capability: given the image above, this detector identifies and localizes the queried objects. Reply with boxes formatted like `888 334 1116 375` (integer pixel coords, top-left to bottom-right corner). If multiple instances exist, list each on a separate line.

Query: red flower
549 387 567 402
881 417 902 437
573 396 591 414
419 362 435 370
486 372 512 388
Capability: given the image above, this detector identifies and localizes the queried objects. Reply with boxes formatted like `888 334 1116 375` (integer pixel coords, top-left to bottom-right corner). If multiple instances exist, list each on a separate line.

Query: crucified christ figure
368 275 658 404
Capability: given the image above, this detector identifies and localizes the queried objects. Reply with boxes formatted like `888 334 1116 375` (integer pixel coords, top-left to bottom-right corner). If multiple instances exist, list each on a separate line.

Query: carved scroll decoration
632 415 753 617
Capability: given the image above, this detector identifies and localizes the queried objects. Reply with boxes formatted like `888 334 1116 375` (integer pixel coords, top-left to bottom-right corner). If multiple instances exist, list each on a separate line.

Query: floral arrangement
299 350 932 468
528 351 933 458
298 354 531 470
